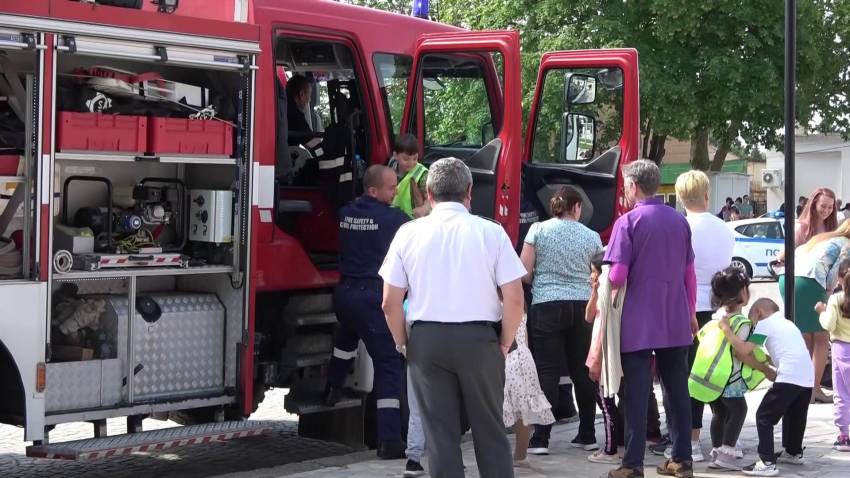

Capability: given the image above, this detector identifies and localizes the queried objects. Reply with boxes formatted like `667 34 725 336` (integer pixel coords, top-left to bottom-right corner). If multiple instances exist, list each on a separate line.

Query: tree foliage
345 0 850 169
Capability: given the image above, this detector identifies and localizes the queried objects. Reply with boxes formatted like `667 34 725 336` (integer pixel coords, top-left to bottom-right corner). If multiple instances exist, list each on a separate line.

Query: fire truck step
284 382 362 415
26 420 276 460
295 312 338 327
284 293 334 316
286 395 362 415
295 353 332 368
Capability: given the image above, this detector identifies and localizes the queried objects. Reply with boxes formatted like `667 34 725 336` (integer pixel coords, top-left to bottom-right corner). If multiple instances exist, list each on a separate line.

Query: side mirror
597 68 624 90
480 120 495 145
563 113 596 162
566 74 597 106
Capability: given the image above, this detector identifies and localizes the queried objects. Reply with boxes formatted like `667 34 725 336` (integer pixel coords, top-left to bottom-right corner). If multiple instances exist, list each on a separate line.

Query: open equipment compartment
0 27 42 281
45 27 256 416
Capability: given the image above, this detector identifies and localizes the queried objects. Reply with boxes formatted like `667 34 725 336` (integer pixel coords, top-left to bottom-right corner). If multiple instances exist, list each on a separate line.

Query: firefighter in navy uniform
324 164 409 459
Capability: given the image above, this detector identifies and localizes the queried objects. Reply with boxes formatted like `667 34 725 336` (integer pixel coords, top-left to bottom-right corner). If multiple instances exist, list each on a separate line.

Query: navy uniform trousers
326 277 402 442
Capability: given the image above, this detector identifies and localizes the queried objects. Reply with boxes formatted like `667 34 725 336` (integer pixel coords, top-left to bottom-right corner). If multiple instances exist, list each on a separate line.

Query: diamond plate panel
178 274 244 387
100 358 123 406
132 293 225 400
46 361 102 412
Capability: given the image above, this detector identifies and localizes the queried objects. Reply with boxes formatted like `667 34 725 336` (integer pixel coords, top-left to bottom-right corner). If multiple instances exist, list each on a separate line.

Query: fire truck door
522 49 640 241
400 31 523 242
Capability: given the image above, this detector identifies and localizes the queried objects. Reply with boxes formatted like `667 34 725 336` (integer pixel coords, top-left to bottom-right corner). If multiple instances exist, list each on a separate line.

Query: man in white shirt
671 170 736 461
380 158 526 478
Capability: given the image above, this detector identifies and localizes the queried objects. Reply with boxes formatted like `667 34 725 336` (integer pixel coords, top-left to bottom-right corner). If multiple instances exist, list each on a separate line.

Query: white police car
727 218 785 279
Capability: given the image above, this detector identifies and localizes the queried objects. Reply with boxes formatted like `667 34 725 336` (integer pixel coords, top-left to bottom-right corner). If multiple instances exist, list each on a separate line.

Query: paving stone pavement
212 283 849 478
0 389 357 478
222 388 850 478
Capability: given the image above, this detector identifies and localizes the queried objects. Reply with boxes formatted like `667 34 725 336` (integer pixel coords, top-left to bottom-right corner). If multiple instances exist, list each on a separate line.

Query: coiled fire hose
53 250 73 274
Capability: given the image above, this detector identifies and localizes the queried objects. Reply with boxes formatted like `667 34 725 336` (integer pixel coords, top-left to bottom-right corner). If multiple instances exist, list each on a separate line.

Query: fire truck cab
0 0 639 457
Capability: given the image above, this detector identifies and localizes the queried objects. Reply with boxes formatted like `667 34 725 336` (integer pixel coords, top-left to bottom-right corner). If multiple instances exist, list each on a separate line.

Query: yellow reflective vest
393 162 428 218
689 314 768 403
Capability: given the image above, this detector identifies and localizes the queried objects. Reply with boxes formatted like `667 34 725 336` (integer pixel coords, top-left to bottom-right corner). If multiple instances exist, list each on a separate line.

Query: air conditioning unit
761 169 783 188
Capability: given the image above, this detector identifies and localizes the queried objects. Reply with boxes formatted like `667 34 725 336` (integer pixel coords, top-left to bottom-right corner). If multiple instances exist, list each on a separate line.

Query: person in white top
719 298 813 476
380 157 526 478
674 170 736 461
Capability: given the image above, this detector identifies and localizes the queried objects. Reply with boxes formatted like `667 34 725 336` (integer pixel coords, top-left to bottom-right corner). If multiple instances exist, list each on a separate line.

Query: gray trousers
408 322 513 478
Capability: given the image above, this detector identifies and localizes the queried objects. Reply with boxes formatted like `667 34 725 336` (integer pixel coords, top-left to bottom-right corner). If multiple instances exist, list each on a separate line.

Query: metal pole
784 0 796 318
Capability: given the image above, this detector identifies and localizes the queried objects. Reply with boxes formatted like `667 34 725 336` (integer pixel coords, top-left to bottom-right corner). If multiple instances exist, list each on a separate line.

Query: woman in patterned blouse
519 186 603 454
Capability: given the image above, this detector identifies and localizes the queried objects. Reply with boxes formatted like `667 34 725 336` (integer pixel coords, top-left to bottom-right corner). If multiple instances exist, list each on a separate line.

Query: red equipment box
57 112 148 153
148 118 233 156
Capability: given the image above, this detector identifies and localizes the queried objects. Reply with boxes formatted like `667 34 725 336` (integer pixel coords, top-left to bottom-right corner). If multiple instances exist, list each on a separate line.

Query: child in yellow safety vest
690 268 774 471
388 134 430 218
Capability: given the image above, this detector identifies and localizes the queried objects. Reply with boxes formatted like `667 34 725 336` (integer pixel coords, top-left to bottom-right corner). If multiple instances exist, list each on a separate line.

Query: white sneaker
692 441 705 462
777 449 804 465
712 447 742 471
588 450 621 464
743 459 779 477
736 439 744 458
662 441 704 462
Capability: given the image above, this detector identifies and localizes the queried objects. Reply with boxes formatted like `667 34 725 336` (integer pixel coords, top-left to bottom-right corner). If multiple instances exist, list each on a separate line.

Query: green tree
346 0 850 170
590 0 849 169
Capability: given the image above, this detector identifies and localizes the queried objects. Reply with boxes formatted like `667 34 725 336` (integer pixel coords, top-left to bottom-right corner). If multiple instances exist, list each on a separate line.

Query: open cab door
522 49 640 241
400 31 523 241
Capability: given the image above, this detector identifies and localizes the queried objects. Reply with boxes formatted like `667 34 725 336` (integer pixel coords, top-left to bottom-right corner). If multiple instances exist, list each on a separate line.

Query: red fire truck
0 0 638 459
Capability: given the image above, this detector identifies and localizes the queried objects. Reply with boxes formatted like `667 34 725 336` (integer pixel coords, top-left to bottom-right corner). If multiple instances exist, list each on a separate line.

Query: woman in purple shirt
604 160 698 478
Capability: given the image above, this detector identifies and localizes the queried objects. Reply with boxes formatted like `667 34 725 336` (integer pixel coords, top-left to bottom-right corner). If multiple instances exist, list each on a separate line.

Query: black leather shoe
323 386 342 407
377 440 406 460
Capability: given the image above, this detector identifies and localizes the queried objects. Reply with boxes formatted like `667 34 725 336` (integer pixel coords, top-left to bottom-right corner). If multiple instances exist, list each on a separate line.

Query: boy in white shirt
718 298 813 477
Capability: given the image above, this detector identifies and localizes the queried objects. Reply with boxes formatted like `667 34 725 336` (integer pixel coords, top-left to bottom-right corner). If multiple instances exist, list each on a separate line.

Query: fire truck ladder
26 421 274 460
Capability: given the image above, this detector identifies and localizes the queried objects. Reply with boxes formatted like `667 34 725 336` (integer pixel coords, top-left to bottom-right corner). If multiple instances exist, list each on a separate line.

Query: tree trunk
642 118 652 159
648 134 667 165
709 123 739 172
690 126 710 170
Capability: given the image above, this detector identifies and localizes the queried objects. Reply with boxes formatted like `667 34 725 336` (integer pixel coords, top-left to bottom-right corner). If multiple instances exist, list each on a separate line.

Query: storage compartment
45 359 123 412
57 112 148 153
50 286 121 362
148 118 233 156
107 293 226 400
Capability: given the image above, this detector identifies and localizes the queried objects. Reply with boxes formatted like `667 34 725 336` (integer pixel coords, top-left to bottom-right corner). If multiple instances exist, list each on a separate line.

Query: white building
764 133 850 211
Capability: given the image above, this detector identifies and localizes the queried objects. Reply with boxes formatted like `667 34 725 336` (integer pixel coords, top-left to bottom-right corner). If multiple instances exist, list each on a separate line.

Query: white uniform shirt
379 202 527 324
686 212 735 312
752 311 814 388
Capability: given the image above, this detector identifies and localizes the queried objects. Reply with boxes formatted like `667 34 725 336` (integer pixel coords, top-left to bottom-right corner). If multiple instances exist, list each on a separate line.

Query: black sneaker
649 438 671 456
571 435 600 451
404 459 426 477
742 459 779 476
527 435 550 455
376 440 405 460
